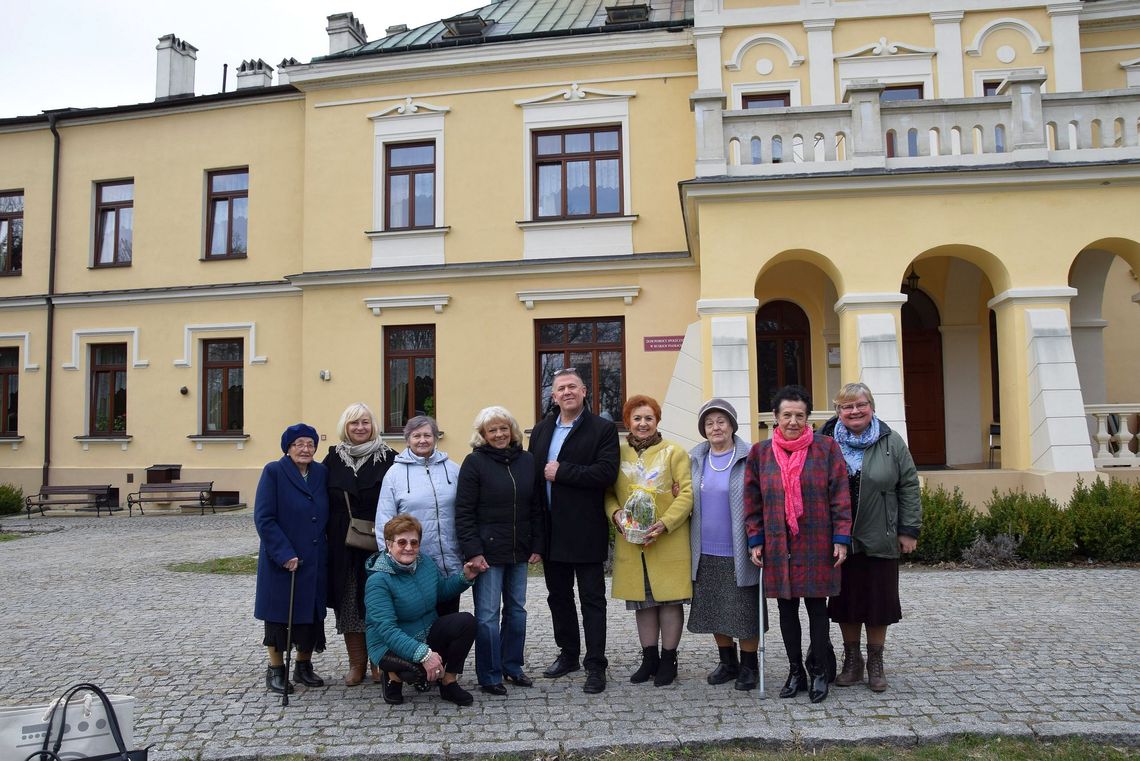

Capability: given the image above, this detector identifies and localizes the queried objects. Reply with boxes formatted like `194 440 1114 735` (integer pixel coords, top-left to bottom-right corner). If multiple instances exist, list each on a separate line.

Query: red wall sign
643 335 684 352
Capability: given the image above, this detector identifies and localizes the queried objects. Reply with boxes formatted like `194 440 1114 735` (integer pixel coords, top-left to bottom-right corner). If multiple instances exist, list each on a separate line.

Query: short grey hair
336 402 378 444
403 415 440 441
469 406 523 448
834 382 876 410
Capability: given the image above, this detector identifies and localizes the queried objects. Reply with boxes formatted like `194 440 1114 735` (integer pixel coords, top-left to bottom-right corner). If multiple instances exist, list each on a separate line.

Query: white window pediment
724 32 805 72
965 19 1050 57
836 39 937 99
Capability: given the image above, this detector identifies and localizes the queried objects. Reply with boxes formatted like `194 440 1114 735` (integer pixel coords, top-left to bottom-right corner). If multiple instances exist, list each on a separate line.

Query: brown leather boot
835 641 864 686
343 633 367 686
866 644 888 692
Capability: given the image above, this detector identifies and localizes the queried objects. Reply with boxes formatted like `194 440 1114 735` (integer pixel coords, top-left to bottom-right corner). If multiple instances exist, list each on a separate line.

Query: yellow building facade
2 0 1139 508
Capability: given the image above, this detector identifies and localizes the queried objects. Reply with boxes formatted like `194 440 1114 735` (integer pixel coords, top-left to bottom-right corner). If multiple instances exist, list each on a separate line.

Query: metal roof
317 0 692 61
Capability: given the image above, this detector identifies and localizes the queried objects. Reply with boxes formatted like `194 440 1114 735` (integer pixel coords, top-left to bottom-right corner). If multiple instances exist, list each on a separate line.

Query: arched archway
902 287 946 465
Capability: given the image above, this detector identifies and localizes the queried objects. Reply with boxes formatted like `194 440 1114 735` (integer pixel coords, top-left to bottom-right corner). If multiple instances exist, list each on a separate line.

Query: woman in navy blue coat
255 423 330 694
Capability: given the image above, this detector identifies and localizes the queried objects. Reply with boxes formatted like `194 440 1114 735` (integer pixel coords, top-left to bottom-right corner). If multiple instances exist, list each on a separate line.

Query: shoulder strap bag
344 493 379 553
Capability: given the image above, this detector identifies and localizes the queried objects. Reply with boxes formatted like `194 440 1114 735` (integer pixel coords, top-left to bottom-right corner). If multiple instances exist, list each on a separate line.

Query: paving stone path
3 514 1138 760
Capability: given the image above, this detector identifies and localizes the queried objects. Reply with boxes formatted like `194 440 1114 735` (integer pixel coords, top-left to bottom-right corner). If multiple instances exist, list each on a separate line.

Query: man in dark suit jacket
528 367 619 694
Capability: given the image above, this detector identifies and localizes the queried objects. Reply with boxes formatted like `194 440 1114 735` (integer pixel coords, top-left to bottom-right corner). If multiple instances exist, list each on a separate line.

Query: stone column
803 19 836 106
1048 2 1084 92
931 11 965 99
834 293 908 442
987 287 1094 471
843 80 886 168
697 298 760 442
998 72 1048 153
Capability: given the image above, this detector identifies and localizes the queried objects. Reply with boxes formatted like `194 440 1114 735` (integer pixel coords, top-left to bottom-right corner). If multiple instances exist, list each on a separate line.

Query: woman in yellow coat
607 395 694 686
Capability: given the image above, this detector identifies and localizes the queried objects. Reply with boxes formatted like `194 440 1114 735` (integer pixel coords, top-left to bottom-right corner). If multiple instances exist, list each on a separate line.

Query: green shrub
1068 478 1140 562
982 489 1075 562
0 483 23 516
911 486 978 563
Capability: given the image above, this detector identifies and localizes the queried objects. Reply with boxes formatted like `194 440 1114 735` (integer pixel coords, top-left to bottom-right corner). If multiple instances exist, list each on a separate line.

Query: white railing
700 74 1140 177
1085 404 1140 468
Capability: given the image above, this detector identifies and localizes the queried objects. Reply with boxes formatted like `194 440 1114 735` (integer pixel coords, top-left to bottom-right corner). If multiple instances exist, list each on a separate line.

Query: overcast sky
2 1 480 119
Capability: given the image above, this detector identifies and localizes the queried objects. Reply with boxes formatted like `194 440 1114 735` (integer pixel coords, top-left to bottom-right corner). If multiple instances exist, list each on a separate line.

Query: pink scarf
772 427 812 536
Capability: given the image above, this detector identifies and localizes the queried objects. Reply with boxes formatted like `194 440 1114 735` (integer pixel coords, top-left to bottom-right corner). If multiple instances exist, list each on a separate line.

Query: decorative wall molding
724 33 805 71
834 293 908 313
516 286 640 310
966 18 1051 57
364 295 450 315
63 328 148 370
988 287 1077 309
367 97 450 118
835 38 938 59
187 434 249 451
696 297 760 315
174 323 267 367
514 83 636 105
0 332 40 371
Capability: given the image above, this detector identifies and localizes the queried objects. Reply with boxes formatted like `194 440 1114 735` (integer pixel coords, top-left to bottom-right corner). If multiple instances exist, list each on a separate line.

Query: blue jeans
472 562 529 686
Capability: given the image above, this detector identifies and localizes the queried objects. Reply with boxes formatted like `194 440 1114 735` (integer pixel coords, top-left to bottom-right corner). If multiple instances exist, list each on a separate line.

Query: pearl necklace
706 449 734 472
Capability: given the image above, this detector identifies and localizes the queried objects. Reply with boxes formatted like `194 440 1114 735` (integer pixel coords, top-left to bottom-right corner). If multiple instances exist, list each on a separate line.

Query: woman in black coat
454 406 544 695
323 402 395 686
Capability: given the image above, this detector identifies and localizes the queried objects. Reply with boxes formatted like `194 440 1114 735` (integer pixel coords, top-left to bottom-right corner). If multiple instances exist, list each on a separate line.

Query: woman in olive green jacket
606 395 693 687
819 382 921 693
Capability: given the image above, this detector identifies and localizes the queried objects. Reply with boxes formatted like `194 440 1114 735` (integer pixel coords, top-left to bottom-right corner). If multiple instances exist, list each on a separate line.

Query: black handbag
343 494 378 553
24 682 149 761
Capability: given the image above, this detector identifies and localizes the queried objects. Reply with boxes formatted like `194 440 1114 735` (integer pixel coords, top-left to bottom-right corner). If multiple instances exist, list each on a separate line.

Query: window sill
74 435 132 451
365 226 450 240
187 434 250 451
90 262 132 269
516 215 637 230
0 271 21 277
0 435 24 451
202 253 249 261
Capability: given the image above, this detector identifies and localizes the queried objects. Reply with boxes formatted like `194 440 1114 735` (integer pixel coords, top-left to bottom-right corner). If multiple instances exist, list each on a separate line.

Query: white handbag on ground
0 683 137 760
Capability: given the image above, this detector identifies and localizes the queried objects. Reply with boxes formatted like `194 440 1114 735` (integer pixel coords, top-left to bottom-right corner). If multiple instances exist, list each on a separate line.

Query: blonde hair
834 382 876 410
469 406 523 448
336 402 378 444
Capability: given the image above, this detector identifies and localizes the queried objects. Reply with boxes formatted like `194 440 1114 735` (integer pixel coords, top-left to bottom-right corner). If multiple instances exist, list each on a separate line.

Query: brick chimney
236 59 274 89
155 34 198 99
326 13 367 54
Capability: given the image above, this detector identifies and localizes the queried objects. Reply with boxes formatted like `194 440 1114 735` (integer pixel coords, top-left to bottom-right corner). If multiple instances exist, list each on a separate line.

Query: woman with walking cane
255 423 330 695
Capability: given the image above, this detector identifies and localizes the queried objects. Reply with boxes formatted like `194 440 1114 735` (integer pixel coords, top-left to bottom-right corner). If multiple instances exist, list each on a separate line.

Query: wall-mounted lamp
903 267 920 291
319 370 332 381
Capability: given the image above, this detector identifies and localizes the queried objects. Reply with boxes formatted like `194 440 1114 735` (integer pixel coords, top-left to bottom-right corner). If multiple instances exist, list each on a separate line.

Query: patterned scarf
833 416 880 475
335 437 394 475
772 426 813 536
625 430 662 455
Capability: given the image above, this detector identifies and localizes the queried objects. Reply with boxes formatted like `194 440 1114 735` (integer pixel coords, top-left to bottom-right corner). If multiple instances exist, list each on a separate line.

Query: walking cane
758 565 766 698
282 560 301 707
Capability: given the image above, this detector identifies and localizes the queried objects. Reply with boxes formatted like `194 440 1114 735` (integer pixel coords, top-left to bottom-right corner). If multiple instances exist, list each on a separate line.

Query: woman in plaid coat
744 385 851 703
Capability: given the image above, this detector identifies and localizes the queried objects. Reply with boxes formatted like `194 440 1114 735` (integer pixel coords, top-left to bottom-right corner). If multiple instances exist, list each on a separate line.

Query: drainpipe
42 113 61 486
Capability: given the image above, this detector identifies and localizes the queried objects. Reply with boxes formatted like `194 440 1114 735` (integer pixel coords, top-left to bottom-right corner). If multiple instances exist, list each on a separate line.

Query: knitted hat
696 398 738 438
281 423 319 453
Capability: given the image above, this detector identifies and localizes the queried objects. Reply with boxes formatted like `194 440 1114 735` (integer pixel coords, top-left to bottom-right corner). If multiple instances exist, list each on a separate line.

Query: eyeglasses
837 401 872 413
389 538 420 548
290 440 316 450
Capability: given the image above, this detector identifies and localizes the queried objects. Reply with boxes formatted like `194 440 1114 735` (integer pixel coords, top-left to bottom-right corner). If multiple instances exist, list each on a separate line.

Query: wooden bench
127 481 214 516
25 484 117 518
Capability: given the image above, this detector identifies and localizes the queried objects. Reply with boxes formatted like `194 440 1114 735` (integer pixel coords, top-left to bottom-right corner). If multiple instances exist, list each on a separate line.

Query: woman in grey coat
687 399 767 691
376 415 464 616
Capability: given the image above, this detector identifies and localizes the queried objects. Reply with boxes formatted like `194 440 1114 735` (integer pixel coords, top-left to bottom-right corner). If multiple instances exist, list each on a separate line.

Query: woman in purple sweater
686 399 766 691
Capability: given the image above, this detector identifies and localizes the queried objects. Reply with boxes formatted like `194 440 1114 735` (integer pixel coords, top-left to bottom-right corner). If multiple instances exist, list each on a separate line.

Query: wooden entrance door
901 290 946 466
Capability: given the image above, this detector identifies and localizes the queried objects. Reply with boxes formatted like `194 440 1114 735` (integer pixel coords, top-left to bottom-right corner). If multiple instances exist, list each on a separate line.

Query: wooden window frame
201 338 244 435
384 142 436 231
533 317 626 425
89 343 127 436
205 169 249 260
94 181 134 267
0 347 17 435
531 126 624 221
742 92 791 109
880 84 925 102
383 325 436 434
755 301 812 414
0 191 23 276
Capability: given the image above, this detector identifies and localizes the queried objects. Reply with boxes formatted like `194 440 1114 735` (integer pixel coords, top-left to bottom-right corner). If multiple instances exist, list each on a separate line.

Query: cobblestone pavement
3 514 1138 760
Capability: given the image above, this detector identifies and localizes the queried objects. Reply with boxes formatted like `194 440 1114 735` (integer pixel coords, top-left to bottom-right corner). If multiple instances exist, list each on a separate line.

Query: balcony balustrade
1086 405 1140 468
694 73 1140 178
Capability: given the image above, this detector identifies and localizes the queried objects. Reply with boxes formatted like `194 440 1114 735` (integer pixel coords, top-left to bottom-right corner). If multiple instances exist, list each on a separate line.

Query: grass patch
166 554 258 575
0 532 22 542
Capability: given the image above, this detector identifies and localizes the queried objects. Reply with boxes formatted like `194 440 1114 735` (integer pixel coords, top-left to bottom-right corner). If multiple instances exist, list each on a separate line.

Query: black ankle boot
381 672 404 705
735 650 759 691
654 649 678 686
707 645 739 685
265 665 293 694
293 660 324 687
807 655 829 703
629 646 659 684
779 662 807 698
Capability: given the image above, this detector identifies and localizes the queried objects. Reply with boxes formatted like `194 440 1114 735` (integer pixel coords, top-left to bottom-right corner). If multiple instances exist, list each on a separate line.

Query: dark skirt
827 552 902 626
626 555 689 611
263 622 327 654
687 554 766 638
